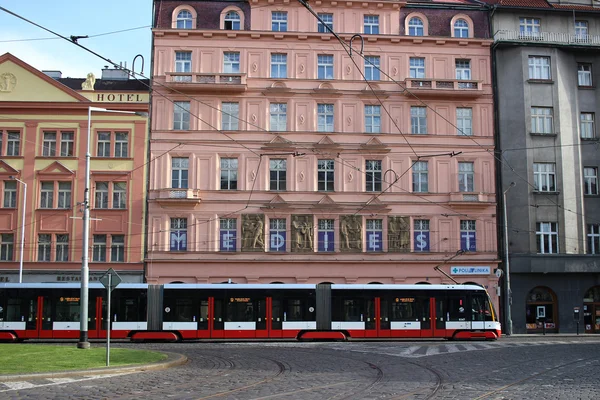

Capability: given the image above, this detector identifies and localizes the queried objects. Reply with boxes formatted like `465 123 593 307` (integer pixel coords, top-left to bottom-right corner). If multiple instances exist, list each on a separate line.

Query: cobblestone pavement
1 336 599 399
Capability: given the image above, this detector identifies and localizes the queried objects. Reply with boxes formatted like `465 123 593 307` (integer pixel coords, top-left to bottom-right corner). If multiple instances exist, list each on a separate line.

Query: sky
0 0 152 79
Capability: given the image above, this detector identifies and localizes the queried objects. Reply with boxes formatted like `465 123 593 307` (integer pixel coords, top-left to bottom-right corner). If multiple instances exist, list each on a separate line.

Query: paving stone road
1 336 599 399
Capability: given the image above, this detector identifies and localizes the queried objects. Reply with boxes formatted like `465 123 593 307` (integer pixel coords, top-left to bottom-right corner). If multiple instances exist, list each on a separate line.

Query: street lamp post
78 106 137 349
10 177 26 283
503 182 516 336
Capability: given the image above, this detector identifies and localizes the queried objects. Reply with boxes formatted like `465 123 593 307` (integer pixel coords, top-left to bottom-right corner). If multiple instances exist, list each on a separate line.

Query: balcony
494 30 600 47
165 72 247 93
448 192 494 209
152 188 201 208
403 78 483 98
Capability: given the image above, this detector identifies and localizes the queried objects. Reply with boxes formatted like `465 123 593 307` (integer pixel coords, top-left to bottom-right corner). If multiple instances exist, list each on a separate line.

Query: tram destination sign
450 266 491 275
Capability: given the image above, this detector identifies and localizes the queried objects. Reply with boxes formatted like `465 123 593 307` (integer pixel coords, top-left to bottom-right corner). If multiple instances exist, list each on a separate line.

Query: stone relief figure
340 215 362 251
0 73 17 92
242 214 264 251
291 215 313 252
81 72 96 90
388 216 410 252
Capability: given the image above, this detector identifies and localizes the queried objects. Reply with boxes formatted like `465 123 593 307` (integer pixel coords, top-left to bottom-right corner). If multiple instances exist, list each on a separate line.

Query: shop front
525 286 558 333
583 286 600 334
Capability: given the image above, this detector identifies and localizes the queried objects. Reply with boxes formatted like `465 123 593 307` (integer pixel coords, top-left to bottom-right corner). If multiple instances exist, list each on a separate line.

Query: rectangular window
57 182 71 209
536 222 558 254
414 219 430 252
457 108 473 136
40 182 54 209
533 163 556 192
95 182 109 209
7 132 20 156
114 132 128 158
317 103 334 132
458 162 474 192
364 105 381 133
318 159 335 192
460 220 476 252
173 101 191 130
170 218 188 251
269 159 287 191
171 158 189 189
575 21 588 40
317 54 334 80
584 167 598 195
366 219 383 252
269 218 286 252
97 132 111 157
223 52 240 74
409 57 425 79
364 56 380 81
270 103 287 132
60 132 74 157
317 13 333 33
219 218 236 252
520 17 541 38
528 56 551 80
412 161 428 193
318 219 335 252
42 131 57 156
364 15 379 34
113 182 127 208
38 234 51 262
222 102 239 131
580 113 595 139
3 181 17 208
270 54 287 79
455 60 471 80
588 224 600 254
111 235 125 262
411 106 427 134
0 233 13 261
56 234 69 262
272 11 287 32
365 160 382 192
220 158 238 190
578 64 592 87
92 234 107 262
175 51 192 74
531 107 553 134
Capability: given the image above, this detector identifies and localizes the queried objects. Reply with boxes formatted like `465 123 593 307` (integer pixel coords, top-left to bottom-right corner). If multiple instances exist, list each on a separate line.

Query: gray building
487 0 600 334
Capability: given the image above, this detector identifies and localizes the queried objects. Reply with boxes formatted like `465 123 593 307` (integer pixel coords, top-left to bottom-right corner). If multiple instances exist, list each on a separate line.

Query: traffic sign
100 268 122 291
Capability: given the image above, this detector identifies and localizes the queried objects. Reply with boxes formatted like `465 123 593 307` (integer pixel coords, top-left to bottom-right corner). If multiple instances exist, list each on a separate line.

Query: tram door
419 297 433 337
210 297 224 338
365 298 377 337
270 298 283 338
39 296 52 339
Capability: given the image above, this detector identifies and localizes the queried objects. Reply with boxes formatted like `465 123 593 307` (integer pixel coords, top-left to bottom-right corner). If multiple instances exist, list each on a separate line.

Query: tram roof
331 284 487 291
163 284 317 290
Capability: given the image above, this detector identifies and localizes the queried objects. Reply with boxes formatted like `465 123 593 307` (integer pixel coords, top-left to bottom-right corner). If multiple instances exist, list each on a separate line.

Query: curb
0 351 187 382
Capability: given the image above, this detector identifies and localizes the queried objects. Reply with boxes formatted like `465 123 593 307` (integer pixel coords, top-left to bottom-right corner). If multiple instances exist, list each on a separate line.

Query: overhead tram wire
0 25 151 43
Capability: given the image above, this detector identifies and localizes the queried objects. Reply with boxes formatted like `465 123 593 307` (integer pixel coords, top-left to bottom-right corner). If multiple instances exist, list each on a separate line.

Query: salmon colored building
149 1 500 307
0 53 149 283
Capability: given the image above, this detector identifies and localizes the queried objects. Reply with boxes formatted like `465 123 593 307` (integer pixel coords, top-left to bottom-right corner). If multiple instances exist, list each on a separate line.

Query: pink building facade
149 1 499 307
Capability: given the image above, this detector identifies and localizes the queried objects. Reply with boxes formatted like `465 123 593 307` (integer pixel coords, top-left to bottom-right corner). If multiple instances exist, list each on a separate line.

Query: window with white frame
411 106 427 134
414 219 430 252
531 107 553 134
171 157 189 189
56 234 68 261
575 20 588 40
38 234 51 262
270 103 287 132
365 105 381 133
317 54 334 80
3 181 16 208
272 11 287 32
454 19 469 38
170 217 188 251
317 13 333 33
42 131 56 156
364 56 380 81
97 132 110 157
584 167 598 195
114 132 128 158
40 182 54 208
458 162 474 192
220 158 238 190
366 219 383 252
173 101 191 130
224 11 241 30
318 159 334 192
364 15 379 34
269 218 286 252
60 132 74 157
223 52 240 73
409 57 425 79
222 102 239 130
318 219 335 252
269 159 287 191
6 132 20 156
57 182 71 209
271 53 287 78
460 220 477 252
317 104 334 132
528 56 551 80
113 182 127 209
578 63 592 86
457 108 473 136
111 235 125 262
95 182 109 208
519 17 540 38
455 59 471 80
533 162 556 192
0 234 13 261
175 51 192 73
366 160 382 192
580 112 595 139
219 218 236 252
408 17 424 36
92 234 107 262
588 224 600 254
412 161 428 193
536 222 558 254
176 10 193 29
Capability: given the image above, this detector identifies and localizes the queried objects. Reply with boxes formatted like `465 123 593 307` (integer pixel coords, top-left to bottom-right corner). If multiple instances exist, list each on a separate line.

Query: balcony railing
494 30 600 46
165 72 247 92
152 188 201 206
403 78 482 97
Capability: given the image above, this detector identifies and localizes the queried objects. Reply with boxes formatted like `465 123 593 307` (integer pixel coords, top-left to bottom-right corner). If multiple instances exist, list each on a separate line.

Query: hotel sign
80 92 149 103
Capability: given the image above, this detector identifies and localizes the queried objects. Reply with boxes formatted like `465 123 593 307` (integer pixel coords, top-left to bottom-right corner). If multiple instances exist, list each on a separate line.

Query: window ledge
584 194 599 197
92 208 128 211
528 79 554 84
577 85 596 90
532 191 560 195
529 132 557 137
90 157 133 161
581 137 599 141
36 208 72 211
35 156 78 160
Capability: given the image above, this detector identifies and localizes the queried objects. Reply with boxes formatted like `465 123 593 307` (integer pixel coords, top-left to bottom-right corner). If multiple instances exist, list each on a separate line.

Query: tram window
391 298 417 321
344 299 361 321
227 299 254 321
173 298 193 322
447 295 468 321
56 297 80 321
471 294 492 321
286 299 303 321
6 298 25 321
115 292 147 322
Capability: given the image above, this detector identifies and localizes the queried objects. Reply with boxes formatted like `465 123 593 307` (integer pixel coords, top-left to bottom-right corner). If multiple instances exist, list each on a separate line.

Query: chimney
101 63 130 80
42 70 62 79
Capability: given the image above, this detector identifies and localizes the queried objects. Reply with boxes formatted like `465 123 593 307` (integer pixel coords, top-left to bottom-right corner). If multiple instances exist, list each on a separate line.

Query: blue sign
318 231 334 252
450 266 491 275
270 231 286 252
461 231 476 252
366 231 382 252
220 230 236 252
170 231 187 251
414 231 429 252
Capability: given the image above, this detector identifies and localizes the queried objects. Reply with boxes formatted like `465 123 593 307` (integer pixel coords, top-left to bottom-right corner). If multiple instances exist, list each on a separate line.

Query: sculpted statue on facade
291 215 313 252
242 214 264 251
340 215 362 251
388 216 410 252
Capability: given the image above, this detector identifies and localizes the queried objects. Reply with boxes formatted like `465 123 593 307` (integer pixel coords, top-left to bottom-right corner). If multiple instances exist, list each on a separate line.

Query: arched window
176 10 193 29
525 286 558 333
224 11 241 30
408 17 424 36
583 286 600 333
454 19 469 38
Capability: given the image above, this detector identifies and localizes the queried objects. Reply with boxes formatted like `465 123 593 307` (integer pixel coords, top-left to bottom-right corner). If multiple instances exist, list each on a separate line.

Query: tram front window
471 294 493 321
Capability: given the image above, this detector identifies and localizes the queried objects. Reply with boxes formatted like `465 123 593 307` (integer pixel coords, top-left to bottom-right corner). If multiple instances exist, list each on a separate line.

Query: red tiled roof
499 0 550 7
552 4 600 11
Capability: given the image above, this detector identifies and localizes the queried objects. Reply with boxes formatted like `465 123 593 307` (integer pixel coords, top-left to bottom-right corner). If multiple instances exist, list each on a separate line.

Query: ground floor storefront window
583 286 600 333
525 286 558 333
